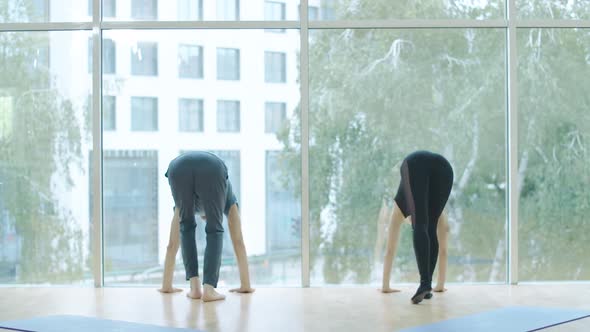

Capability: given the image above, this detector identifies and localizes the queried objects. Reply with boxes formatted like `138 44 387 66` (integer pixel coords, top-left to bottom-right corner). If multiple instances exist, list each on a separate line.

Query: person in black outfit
393 151 454 304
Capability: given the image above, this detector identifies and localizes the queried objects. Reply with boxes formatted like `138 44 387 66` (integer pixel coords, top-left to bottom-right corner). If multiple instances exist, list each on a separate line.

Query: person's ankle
419 281 432 291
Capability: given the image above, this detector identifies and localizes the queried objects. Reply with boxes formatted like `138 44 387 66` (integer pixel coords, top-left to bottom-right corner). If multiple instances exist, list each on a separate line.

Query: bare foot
202 284 226 302
433 286 447 292
186 289 202 299
186 276 202 299
158 287 183 294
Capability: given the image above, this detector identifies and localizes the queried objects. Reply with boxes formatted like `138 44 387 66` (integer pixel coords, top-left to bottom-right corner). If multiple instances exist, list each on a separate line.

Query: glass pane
131 97 158 131
217 100 240 132
178 98 204 132
517 1 590 20
265 101 286 133
2 0 88 22
305 29 506 285
88 0 117 18
518 28 590 281
311 0 504 20
178 44 203 79
101 29 301 286
265 51 287 83
131 0 158 20
131 42 158 76
0 31 92 284
217 48 240 81
103 95 116 131
101 0 301 21
88 38 116 75
265 1 287 32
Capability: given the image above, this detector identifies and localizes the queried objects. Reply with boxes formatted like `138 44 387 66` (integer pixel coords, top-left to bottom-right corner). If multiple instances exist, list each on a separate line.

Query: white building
1 0 335 285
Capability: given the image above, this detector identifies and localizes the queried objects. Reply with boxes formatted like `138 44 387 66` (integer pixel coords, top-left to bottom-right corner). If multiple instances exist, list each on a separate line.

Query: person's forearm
233 239 251 288
162 209 180 289
382 213 402 289
162 245 177 288
382 248 395 289
228 205 251 288
435 251 447 289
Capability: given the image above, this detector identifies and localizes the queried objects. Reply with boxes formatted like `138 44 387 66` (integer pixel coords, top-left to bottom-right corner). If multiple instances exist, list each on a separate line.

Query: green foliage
0 2 85 283
279 1 590 283
517 27 590 280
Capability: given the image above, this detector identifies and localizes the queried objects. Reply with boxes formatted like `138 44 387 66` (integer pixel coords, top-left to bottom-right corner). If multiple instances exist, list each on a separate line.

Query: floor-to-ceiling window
1 0 589 287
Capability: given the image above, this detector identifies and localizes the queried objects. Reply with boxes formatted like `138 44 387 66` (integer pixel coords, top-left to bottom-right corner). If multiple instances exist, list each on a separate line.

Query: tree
278 0 590 283
517 27 590 280
0 1 86 283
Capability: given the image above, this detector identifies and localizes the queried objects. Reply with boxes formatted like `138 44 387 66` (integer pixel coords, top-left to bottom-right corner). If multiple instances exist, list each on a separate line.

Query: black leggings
394 151 454 287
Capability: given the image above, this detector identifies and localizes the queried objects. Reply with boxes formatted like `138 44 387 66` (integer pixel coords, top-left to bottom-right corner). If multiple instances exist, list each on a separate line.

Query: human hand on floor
229 286 256 293
379 287 401 294
157 287 183 293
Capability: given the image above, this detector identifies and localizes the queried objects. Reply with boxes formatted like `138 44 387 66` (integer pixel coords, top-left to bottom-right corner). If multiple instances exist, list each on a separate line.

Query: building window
217 100 240 133
266 151 300 252
178 44 203 79
103 39 116 74
88 38 116 74
131 97 158 131
101 150 159 270
308 6 319 20
31 0 49 22
321 0 336 20
131 0 158 20
131 42 158 76
265 51 286 83
265 102 286 134
265 1 286 33
217 0 239 20
178 98 204 132
177 0 203 20
103 96 116 131
88 0 116 17
217 48 240 80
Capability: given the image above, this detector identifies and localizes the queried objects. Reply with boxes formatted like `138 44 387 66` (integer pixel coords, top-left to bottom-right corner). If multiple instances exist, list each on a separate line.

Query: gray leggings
166 152 234 287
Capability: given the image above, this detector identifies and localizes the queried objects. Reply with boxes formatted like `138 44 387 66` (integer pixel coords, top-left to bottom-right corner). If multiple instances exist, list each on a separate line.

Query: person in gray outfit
161 151 253 301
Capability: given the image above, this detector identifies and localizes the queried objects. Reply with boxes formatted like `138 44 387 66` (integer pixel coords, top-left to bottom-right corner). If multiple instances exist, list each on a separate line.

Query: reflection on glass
518 28 590 281
303 28 506 285
0 30 92 284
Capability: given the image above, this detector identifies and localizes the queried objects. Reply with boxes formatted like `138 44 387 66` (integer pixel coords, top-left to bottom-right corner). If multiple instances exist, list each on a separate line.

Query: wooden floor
1 285 589 331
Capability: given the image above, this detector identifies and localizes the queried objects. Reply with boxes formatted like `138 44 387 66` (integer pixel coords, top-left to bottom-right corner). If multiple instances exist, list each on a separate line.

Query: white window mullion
507 0 519 285
300 0 310 288
91 0 104 288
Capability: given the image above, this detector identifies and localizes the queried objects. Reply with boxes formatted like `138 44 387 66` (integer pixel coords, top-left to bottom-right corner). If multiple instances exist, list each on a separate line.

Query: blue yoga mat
399 306 590 332
0 315 202 332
